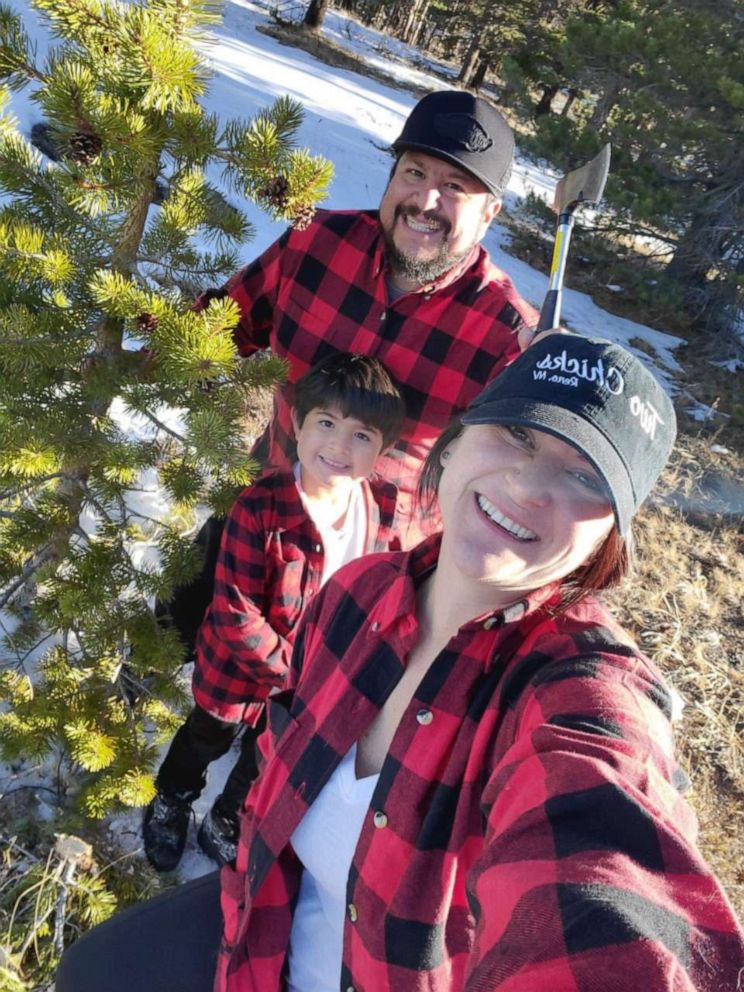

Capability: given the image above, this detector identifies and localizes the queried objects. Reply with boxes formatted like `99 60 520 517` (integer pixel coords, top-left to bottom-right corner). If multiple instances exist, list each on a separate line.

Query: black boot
197 796 239 867
142 792 193 872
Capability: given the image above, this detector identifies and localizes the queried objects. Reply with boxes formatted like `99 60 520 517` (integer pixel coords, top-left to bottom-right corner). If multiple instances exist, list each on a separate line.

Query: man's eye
407 168 424 179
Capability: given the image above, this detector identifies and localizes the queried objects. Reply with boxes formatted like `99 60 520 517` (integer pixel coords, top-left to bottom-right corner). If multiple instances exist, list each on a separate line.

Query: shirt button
483 616 499 630
373 810 388 828
314 543 321 553
347 903 358 923
379 311 386 321
370 621 380 632
416 708 433 726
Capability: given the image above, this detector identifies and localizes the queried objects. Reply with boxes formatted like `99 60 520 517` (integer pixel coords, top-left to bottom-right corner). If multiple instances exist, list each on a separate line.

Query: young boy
143 353 405 871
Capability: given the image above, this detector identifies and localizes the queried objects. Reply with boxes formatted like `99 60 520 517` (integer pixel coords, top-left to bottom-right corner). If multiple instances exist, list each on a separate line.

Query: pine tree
0 0 332 817
514 0 743 334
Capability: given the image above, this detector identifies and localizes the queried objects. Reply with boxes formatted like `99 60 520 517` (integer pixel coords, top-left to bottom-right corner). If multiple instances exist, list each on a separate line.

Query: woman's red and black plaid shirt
192 469 398 726
215 535 743 991
196 209 536 543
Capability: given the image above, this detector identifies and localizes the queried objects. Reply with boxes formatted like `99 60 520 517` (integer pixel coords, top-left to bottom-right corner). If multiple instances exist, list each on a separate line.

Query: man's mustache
395 205 451 236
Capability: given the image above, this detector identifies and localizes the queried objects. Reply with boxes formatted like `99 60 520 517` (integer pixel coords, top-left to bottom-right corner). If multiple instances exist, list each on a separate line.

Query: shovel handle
537 211 575 332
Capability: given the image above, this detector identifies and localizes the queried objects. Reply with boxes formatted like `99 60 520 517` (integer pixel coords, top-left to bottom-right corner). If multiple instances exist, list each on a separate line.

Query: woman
58 335 743 992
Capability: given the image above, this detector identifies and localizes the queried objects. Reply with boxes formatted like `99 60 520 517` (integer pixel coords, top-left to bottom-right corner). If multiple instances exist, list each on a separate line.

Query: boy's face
291 406 386 498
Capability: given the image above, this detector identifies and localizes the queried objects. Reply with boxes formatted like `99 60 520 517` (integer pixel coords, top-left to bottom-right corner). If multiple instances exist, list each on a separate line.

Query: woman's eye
571 470 604 495
505 425 532 446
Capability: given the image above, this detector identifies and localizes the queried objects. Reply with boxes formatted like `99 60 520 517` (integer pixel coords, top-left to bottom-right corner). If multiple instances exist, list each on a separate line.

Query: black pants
157 704 263 816
155 517 226 664
56 871 221 992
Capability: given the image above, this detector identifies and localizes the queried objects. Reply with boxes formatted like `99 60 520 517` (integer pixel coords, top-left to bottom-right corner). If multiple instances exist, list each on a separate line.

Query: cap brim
461 399 634 536
392 140 505 199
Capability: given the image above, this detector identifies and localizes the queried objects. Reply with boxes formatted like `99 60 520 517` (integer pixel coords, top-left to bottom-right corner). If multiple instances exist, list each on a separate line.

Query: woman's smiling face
436 423 615 602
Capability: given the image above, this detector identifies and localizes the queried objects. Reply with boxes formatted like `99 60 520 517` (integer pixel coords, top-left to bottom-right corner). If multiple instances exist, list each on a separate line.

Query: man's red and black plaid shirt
192 469 397 726
215 535 743 992
198 209 536 544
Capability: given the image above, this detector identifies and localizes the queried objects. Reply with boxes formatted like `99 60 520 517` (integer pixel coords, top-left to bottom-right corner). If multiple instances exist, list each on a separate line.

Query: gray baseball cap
462 336 677 535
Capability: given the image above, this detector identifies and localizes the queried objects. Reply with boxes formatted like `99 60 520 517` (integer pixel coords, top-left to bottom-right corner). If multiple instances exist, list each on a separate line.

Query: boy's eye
354 431 371 443
318 418 334 428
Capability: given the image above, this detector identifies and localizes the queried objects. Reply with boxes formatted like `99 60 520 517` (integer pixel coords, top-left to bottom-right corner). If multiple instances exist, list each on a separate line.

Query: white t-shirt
294 463 368 586
287 743 380 992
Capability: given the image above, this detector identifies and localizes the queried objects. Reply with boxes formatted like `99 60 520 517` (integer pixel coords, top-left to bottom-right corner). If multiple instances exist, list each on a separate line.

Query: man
196 88 537 548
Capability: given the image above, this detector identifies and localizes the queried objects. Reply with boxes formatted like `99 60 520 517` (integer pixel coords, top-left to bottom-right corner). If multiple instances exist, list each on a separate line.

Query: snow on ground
2 0 698 880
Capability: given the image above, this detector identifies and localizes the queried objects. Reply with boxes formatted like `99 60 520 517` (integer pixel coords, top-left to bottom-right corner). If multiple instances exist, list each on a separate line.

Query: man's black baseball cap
392 90 514 197
461 335 677 536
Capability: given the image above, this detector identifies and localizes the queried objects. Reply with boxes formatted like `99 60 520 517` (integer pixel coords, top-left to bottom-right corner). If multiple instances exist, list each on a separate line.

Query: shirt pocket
276 287 343 358
267 546 307 630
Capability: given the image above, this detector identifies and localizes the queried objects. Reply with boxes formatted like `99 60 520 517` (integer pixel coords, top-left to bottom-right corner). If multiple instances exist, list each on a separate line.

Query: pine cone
66 130 103 166
136 313 159 334
258 175 290 210
291 204 316 231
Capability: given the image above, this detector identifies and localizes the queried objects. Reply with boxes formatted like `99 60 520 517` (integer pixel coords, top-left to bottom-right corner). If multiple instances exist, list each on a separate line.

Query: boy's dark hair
293 353 406 449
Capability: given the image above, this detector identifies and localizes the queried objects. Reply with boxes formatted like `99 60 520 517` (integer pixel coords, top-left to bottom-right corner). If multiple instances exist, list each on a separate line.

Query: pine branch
0 540 56 610
138 408 189 445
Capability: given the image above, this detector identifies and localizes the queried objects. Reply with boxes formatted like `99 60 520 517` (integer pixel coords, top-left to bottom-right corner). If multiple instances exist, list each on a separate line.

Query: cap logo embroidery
434 113 493 152
535 351 624 394
630 394 664 440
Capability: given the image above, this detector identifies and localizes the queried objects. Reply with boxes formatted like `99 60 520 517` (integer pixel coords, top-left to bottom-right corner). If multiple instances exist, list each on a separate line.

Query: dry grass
607 434 744 916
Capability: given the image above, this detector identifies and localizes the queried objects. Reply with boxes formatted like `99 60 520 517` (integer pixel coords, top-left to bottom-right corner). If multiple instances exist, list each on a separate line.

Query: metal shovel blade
553 143 611 214
536 142 612 332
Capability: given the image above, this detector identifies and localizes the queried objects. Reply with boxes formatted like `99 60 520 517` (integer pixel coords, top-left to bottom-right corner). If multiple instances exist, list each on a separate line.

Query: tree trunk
381 0 409 33
587 79 621 130
666 188 742 332
401 0 429 44
534 82 559 117
471 58 489 91
303 0 331 30
561 88 579 117
458 35 481 85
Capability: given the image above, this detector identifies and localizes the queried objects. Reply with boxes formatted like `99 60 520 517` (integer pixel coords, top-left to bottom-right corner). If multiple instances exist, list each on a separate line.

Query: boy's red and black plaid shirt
192 469 398 726
215 535 744 992
196 209 536 544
